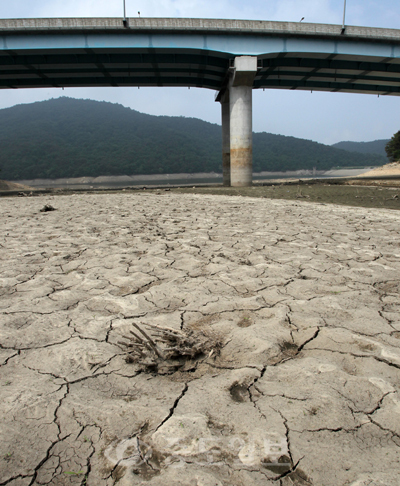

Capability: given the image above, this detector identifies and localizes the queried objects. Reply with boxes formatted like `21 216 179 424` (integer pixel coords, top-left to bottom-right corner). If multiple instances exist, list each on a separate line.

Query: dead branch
119 321 222 374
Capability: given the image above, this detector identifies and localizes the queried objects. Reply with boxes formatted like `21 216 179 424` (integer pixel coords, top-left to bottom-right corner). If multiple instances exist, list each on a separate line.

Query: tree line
0 97 387 180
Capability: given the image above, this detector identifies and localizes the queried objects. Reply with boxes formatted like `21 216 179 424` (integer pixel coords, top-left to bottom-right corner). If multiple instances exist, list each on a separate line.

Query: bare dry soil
1 187 400 486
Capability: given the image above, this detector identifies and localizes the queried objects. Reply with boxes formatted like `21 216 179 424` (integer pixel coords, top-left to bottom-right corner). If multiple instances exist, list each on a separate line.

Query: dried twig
120 321 222 374
131 323 164 359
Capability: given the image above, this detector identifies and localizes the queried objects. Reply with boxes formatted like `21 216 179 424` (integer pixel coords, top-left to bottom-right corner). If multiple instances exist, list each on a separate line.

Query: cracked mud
1 192 400 486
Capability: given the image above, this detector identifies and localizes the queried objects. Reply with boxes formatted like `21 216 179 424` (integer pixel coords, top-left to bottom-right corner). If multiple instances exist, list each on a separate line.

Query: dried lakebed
1 192 399 486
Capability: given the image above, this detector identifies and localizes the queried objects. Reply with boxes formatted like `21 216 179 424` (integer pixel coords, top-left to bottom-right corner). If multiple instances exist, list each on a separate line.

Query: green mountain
0 97 387 180
331 139 389 158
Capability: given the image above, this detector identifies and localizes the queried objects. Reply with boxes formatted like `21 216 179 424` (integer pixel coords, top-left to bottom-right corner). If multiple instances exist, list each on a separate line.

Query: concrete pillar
229 85 253 187
221 94 230 186
229 56 257 187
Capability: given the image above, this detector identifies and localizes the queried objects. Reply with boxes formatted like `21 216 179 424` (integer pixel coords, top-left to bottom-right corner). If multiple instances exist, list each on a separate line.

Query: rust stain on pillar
230 147 252 186
230 147 252 166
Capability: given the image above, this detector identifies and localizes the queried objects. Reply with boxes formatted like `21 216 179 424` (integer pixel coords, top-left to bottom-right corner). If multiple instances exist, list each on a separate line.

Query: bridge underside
1 18 400 186
0 49 230 90
256 54 400 96
1 48 400 95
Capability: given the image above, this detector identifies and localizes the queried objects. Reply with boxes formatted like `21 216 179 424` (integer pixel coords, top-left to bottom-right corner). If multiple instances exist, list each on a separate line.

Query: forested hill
331 139 389 157
0 97 387 180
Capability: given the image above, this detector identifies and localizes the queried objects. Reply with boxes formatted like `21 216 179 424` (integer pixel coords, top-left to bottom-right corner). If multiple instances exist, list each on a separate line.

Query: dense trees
331 139 389 157
0 97 387 181
385 131 400 162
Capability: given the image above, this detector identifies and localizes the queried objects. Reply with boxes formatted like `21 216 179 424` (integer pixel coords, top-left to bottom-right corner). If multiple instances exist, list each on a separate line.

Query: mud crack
154 383 189 432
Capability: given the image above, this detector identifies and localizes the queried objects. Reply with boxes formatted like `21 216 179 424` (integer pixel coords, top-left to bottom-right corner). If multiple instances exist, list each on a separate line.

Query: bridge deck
1 17 400 41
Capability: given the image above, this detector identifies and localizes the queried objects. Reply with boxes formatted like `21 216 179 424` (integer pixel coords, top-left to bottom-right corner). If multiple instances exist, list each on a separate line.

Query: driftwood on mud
119 322 222 374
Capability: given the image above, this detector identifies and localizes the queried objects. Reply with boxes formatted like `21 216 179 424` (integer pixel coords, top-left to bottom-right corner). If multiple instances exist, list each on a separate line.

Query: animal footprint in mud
229 382 248 402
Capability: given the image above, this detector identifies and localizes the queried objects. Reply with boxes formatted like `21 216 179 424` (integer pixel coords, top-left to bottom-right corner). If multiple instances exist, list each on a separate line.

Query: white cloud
268 0 339 24
37 0 122 18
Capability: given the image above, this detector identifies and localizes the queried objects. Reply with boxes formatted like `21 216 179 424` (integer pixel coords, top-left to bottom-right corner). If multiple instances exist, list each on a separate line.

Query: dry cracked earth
1 192 400 486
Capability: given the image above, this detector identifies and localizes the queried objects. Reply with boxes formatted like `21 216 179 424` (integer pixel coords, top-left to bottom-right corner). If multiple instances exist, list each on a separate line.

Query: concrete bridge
1 17 400 186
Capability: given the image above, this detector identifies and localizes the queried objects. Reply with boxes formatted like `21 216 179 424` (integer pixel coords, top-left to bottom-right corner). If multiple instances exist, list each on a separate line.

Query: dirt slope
0 179 32 191
358 161 400 177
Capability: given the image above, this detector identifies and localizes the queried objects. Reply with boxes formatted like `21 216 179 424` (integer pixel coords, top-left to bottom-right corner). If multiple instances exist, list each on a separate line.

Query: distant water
17 168 374 190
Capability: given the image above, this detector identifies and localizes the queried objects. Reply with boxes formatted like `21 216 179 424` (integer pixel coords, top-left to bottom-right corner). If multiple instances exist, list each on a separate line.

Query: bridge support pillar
229 85 253 186
228 56 258 187
221 93 231 186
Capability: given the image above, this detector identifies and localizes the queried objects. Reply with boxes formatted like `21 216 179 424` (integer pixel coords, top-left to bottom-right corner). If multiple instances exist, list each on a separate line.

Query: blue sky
0 0 399 145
